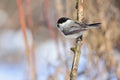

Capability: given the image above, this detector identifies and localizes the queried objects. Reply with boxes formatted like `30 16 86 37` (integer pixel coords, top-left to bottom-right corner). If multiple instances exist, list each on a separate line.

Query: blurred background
0 0 120 80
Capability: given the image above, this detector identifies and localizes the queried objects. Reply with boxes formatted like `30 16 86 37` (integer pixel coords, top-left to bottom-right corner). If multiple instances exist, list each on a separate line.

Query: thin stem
75 0 79 20
25 0 37 80
16 0 34 80
70 39 82 80
70 0 83 80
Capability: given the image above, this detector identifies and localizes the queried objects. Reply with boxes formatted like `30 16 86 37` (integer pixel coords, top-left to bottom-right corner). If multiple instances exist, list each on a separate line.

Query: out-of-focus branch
16 0 31 65
44 0 56 41
44 0 61 57
16 0 34 80
70 0 83 80
25 0 37 80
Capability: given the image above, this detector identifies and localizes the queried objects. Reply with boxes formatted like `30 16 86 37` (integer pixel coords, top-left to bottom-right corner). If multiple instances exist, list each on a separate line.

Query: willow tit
57 17 101 39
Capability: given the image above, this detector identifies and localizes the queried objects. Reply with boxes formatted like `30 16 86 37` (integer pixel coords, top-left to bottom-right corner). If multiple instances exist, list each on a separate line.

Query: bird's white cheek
59 24 64 30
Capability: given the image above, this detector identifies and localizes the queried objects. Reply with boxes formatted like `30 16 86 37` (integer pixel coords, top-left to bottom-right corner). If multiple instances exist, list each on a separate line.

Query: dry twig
16 0 36 80
70 0 83 80
25 0 37 79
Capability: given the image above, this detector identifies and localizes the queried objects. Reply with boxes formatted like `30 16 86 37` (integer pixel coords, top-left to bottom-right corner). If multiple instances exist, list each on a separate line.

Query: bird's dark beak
57 24 59 28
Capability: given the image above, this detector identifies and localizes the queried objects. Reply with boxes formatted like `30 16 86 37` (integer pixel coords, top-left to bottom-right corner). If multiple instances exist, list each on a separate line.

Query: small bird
57 17 101 39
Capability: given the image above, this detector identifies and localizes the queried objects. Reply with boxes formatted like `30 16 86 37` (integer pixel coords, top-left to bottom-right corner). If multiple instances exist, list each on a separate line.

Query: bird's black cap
57 17 70 24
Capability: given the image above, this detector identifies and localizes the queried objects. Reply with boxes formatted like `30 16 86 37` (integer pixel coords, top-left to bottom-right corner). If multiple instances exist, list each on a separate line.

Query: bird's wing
63 26 86 35
74 22 88 28
62 21 87 35
68 22 87 32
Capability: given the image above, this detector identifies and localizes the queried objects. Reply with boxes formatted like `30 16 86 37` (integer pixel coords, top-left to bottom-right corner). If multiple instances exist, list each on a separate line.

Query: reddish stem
25 0 37 80
16 0 32 79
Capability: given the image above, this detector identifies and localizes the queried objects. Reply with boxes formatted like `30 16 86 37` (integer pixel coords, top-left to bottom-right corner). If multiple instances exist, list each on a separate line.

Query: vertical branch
70 0 83 80
16 0 34 80
70 40 82 80
78 0 83 21
44 0 61 64
75 0 79 20
44 0 56 41
25 0 37 80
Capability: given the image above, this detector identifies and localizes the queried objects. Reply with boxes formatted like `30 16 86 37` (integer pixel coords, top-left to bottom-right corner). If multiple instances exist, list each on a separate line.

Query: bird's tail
87 23 101 28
